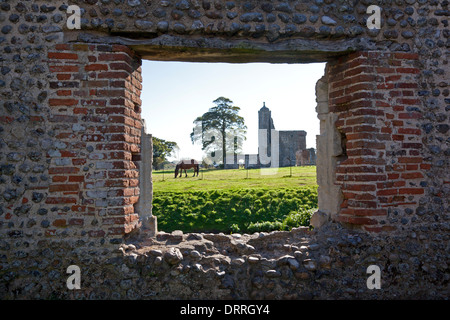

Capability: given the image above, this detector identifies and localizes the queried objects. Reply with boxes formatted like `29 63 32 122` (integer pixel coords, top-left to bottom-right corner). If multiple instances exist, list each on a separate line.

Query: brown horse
175 159 199 178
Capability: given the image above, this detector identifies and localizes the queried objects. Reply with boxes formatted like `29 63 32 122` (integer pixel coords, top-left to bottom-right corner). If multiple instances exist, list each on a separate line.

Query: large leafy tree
152 137 178 170
191 97 247 166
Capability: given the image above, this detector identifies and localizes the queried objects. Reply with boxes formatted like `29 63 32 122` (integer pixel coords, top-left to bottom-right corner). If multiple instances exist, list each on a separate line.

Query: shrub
282 208 315 231
247 221 283 233
230 223 240 233
152 186 318 233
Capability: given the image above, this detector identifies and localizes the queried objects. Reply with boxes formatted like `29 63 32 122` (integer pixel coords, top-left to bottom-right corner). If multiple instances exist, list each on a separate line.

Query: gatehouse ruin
238 102 317 169
226 102 317 169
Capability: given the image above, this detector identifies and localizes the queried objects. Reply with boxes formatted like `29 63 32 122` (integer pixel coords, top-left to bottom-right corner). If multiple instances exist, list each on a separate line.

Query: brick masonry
46 43 143 240
328 51 430 232
0 0 448 299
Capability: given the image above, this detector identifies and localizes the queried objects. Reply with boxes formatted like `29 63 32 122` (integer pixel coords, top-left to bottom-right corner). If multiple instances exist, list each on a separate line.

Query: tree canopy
191 97 247 166
152 137 178 170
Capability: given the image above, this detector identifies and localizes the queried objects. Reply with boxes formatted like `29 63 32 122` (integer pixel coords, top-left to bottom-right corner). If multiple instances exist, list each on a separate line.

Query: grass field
151 166 318 234
152 166 317 192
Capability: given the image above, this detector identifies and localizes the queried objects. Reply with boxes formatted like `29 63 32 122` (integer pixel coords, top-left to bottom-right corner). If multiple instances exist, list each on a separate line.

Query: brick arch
1 1 442 247
47 39 426 240
44 1 432 240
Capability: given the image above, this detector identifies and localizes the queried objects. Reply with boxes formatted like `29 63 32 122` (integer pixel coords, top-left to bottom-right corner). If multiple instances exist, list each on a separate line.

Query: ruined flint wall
0 0 448 299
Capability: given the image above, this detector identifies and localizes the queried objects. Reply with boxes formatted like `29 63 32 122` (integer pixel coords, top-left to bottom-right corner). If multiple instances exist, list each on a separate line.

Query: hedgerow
152 186 318 233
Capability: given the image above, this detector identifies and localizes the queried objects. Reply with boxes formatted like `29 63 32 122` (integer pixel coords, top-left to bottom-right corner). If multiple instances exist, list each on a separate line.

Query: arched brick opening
1 0 438 249
28 41 427 250
46 40 427 240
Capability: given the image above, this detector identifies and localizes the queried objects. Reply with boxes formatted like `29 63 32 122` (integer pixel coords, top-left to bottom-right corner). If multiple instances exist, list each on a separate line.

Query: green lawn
152 166 317 193
151 166 318 233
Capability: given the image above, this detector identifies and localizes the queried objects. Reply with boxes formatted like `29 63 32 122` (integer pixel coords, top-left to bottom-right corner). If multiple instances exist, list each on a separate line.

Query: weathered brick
53 219 67 227
48 52 78 60
50 65 79 73
49 98 78 106
85 64 109 71
97 71 130 79
398 188 424 195
401 172 424 179
396 67 420 74
49 184 79 192
336 214 378 225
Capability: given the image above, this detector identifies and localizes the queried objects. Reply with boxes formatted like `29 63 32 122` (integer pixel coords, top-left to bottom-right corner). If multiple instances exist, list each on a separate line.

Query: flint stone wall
2 224 448 299
0 0 448 299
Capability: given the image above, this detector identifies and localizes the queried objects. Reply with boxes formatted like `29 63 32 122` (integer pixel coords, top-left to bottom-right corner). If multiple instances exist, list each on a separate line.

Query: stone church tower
256 103 309 167
258 102 275 159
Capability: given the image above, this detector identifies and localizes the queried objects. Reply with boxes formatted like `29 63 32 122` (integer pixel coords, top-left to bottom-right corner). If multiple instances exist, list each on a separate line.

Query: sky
140 60 326 163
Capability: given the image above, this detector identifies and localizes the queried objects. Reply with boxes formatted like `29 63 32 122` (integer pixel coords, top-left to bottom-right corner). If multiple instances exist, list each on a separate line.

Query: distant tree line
152 137 178 170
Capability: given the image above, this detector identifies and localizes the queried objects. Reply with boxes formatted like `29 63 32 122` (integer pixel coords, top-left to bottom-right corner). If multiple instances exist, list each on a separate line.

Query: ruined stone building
240 102 316 168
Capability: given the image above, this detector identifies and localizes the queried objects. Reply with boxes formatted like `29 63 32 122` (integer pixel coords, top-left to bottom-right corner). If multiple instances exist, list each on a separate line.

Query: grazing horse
175 159 199 178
